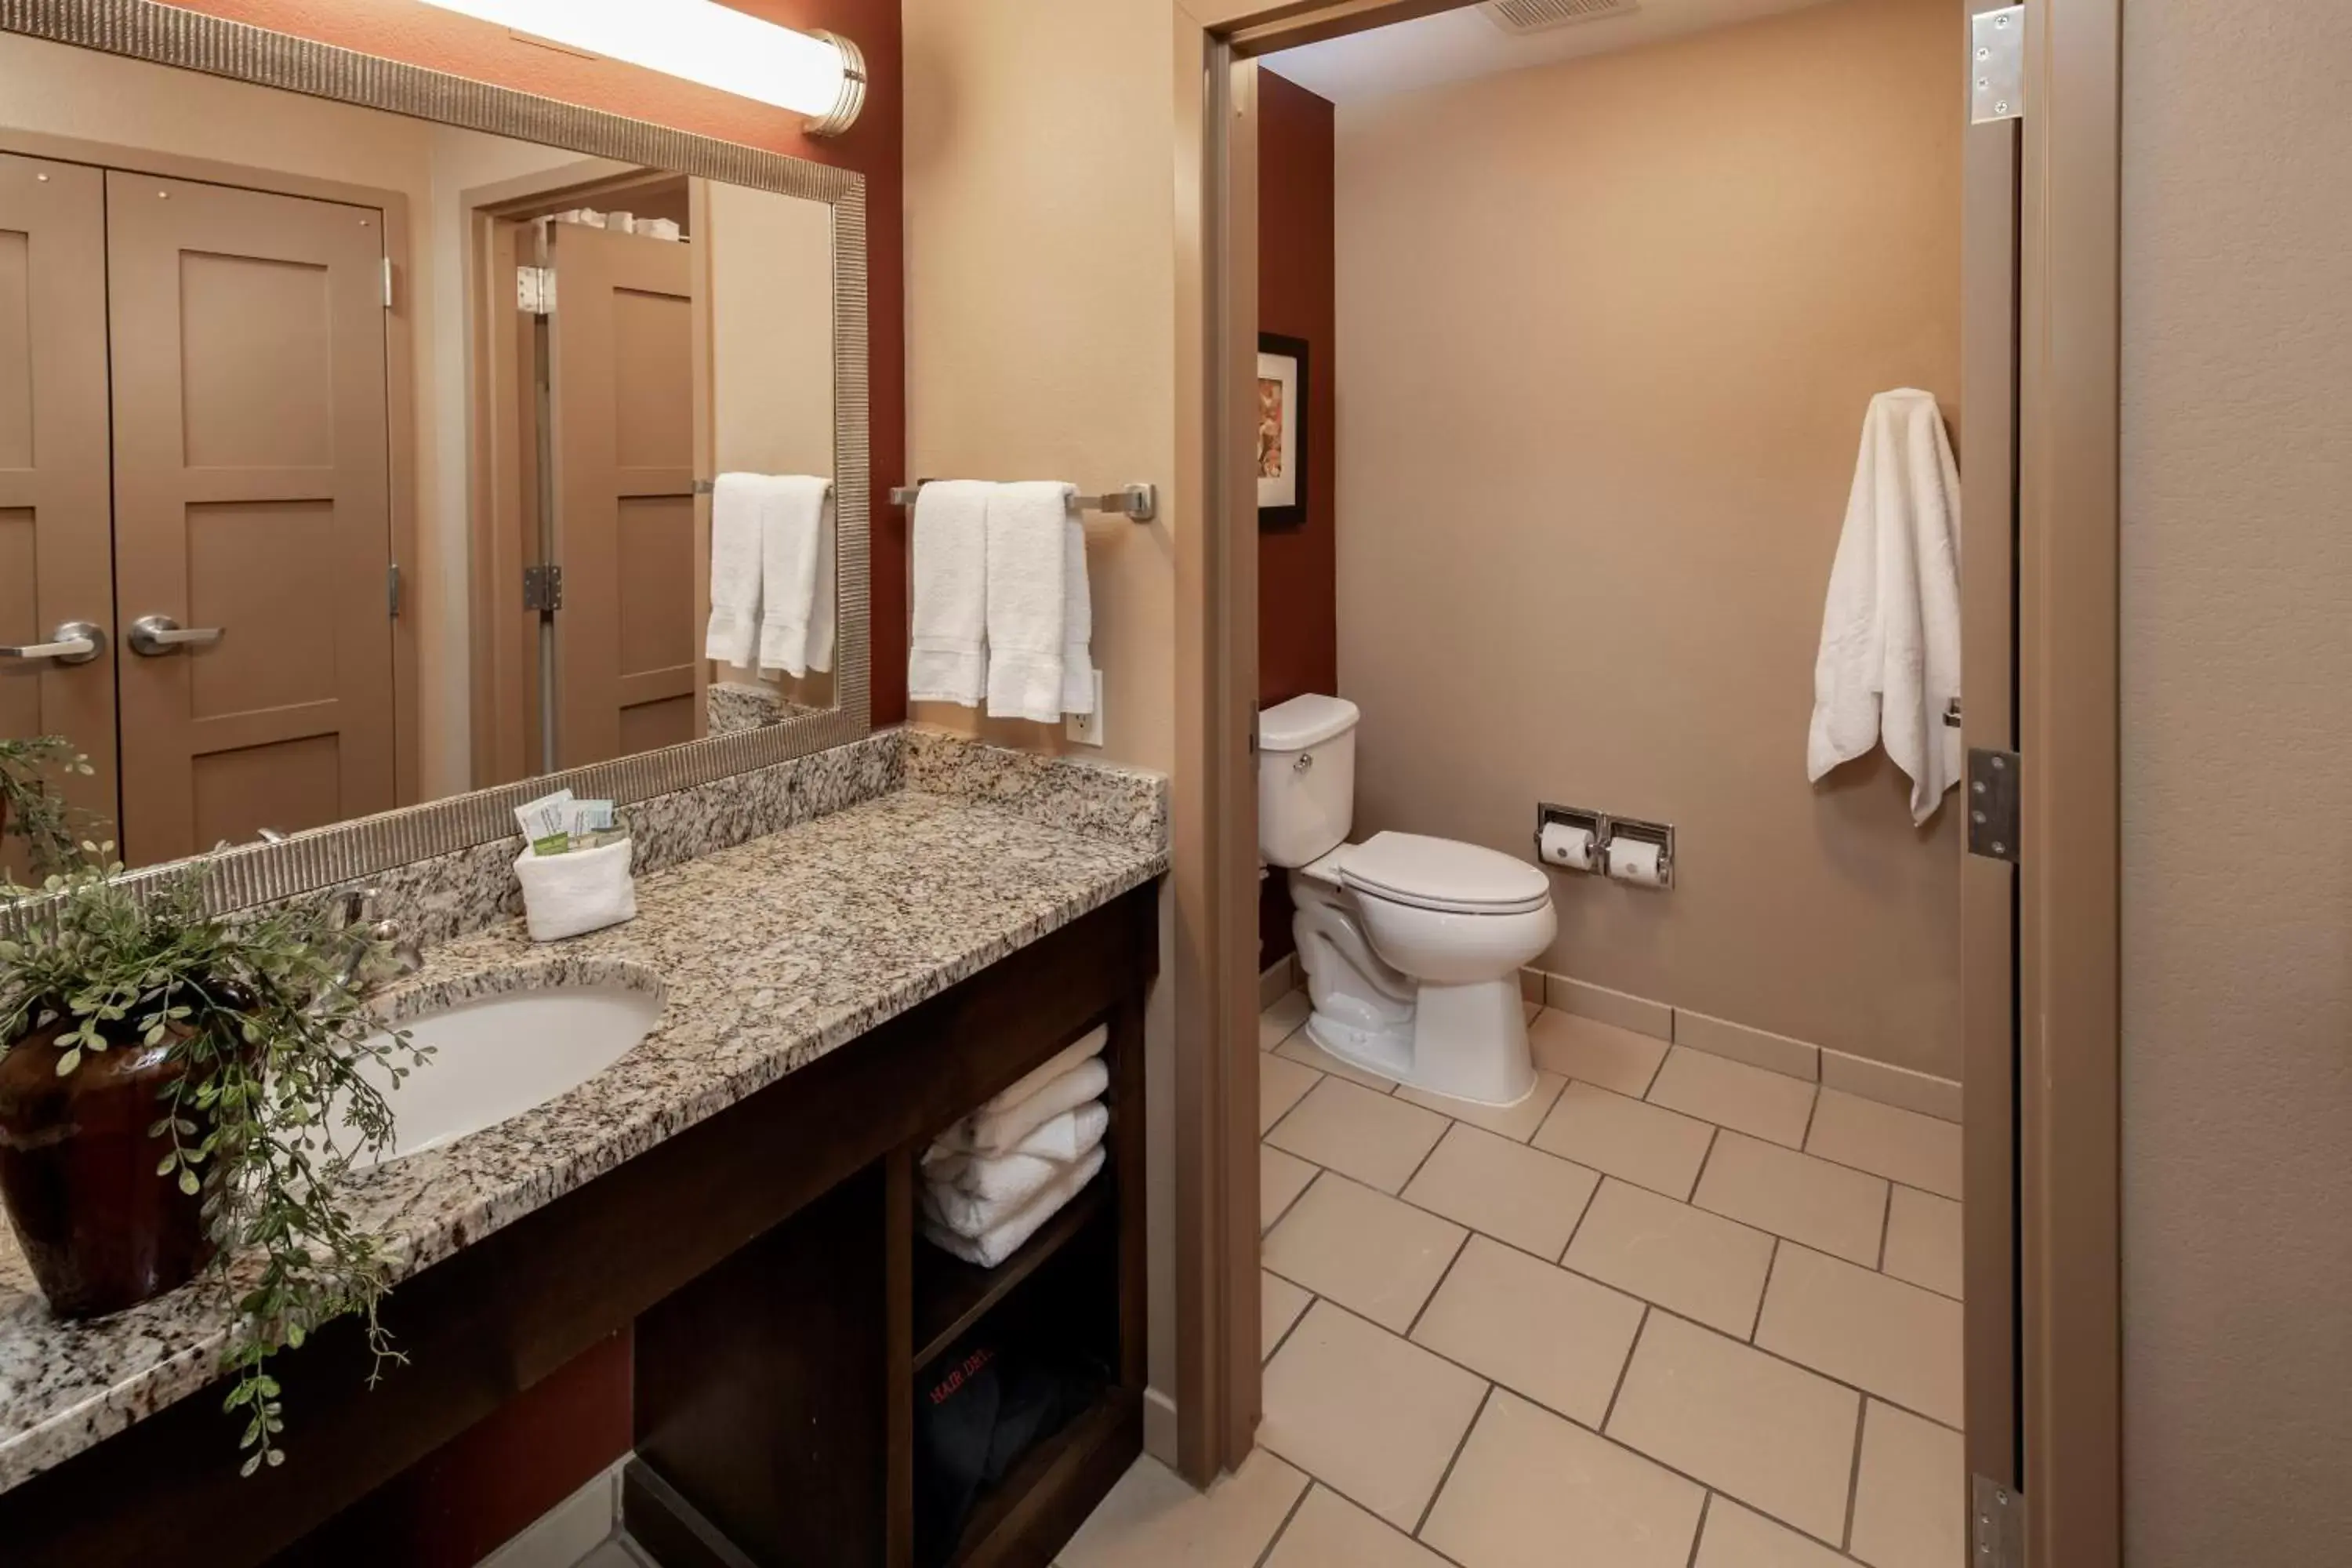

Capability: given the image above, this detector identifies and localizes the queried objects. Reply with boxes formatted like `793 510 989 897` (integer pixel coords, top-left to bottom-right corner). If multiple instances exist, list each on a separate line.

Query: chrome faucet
327 887 425 994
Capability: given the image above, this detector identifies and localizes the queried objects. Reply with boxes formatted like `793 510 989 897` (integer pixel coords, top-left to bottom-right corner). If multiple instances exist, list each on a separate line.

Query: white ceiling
1262 0 1836 103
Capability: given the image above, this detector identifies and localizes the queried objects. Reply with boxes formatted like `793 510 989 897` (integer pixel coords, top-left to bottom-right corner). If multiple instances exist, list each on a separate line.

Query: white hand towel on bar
922 1146 1106 1269
1807 389 1964 825
936 1058 1110 1157
921 1109 1110 1235
1060 516 1096 716
984 481 1076 722
757 475 834 680
922 1104 1110 1200
906 480 993 706
702 473 764 666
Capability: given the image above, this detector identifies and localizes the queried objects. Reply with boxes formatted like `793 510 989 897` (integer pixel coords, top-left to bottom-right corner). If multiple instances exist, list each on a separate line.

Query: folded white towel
978 1026 1107 1121
1807 389 1964 825
702 474 764 666
1060 516 1095 716
923 1103 1110 1200
922 1107 1109 1236
922 1146 1105 1269
984 482 1075 723
907 480 993 706
757 476 833 680
934 1058 1109 1157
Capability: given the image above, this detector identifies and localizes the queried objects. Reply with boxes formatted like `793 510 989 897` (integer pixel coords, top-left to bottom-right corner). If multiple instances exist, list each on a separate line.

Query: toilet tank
1258 695 1359 867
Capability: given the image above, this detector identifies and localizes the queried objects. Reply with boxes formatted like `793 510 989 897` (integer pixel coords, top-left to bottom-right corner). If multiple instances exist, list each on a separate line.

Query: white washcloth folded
922 1105 1108 1236
702 474 765 666
757 476 834 680
1060 515 1095 716
922 1146 1105 1269
907 480 993 706
1808 389 1964 825
933 1059 1109 1157
984 482 1076 722
923 1103 1110 1201
977 1026 1107 1122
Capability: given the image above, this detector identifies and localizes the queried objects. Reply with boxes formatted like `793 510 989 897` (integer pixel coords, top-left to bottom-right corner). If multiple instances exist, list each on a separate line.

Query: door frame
1170 3 2123 1562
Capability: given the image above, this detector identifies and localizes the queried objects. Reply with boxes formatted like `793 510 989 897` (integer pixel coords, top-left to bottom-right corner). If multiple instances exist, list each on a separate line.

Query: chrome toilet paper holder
1535 804 1675 889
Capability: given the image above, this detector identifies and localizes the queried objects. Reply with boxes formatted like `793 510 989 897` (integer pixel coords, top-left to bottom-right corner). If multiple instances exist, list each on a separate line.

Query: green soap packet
530 831 573 857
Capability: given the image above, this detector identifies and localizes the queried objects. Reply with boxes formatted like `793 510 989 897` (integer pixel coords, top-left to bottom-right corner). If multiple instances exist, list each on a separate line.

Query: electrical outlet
1065 671 1106 747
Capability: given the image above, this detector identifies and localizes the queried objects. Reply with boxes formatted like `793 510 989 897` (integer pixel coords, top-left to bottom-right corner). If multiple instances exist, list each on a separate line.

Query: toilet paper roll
1539 822 1596 872
1607 838 1668 888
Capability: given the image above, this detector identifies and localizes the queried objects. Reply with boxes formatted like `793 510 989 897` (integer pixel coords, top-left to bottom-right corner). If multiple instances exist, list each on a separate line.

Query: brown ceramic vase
0 1014 217 1318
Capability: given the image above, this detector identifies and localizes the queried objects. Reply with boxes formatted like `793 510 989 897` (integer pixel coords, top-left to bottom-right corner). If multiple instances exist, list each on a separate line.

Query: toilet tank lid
1259 694 1359 751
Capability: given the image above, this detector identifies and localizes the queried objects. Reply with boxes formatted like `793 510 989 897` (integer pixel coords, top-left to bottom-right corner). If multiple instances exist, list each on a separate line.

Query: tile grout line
1875 1182 1893 1271
1553 1164 1605 1265
1392 1113 1458 1198
1247 1475 1316 1568
1799 1079 1824 1149
1403 1229 1475 1342
1601 1305 1651 1432
1690 1123 1724 1201
1645 1293 1964 1436
1841 1398 1871 1552
1749 1237 1783 1344
1258 1062 1328 1146
1410 1381 1494 1542
1684 1490 1714 1568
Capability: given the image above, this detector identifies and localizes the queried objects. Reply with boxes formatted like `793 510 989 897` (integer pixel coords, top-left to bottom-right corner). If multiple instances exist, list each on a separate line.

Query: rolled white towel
978 1027 1107 1121
923 1103 1110 1203
922 1146 1106 1269
933 1058 1109 1157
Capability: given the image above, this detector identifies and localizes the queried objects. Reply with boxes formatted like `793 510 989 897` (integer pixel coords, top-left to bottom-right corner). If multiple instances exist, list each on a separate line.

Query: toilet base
1301 978 1535 1109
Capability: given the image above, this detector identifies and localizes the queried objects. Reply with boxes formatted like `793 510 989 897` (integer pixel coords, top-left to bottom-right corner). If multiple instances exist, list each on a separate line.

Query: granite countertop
0 763 1167 1493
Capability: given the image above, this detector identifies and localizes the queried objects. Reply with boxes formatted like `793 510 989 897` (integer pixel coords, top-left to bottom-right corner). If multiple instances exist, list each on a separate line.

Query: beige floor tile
1528 1011 1670 1098
1646 1048 1817 1148
1606 1312 1860 1544
1262 1052 1323 1136
1756 1246 1965 1426
1563 1179 1777 1338
1276 1030 1400 1093
1261 1484 1450 1568
1410 1235 1644 1426
1402 1123 1599 1260
1850 1399 1967 1568
1806 1090 1963 1200
1264 1270 1312 1360
1423 1389 1704 1568
1060 1449 1308 1568
1532 1082 1717 1200
1397 1070 1566 1142
1261 989 1312 1051
1261 1301 1487 1531
1880 1186 1962 1300
1693 1131 1889 1267
1262 1145 1319 1233
1265 1077 1451 1194
1265 1173 1467 1333
1693 1498 1854 1568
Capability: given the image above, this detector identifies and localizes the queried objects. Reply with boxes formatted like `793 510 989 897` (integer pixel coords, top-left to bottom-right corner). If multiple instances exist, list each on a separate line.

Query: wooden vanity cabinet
0 884 1158 1568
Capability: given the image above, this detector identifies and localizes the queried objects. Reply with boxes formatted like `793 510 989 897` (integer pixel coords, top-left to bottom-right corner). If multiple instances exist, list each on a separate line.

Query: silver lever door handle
0 621 103 666
128 615 224 657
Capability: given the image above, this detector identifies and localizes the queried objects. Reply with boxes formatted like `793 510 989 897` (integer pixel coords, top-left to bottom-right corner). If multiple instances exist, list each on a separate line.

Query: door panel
0 154 116 877
546 223 700 769
104 170 394 864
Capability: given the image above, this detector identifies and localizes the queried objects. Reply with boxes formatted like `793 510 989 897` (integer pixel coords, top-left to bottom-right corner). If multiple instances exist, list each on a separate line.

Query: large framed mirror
0 0 866 899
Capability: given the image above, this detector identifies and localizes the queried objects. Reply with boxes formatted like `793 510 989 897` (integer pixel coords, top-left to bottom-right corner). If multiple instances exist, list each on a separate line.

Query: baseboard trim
1522 967 1961 1123
1259 955 1301 1011
1142 1385 1181 1468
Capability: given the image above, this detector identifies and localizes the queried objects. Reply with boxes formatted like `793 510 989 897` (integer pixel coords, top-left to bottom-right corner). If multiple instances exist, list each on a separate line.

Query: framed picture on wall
1258 332 1309 530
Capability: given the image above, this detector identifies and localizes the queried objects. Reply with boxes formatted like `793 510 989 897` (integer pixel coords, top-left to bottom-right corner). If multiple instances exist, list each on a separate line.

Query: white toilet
1259 695 1555 1107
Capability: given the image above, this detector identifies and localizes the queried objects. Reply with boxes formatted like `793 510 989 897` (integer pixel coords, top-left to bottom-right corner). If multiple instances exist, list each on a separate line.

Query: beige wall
1330 0 1962 1077
2119 2 2352 1559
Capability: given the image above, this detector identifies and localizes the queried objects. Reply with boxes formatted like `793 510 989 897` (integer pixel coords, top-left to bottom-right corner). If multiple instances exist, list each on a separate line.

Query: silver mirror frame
0 0 869 914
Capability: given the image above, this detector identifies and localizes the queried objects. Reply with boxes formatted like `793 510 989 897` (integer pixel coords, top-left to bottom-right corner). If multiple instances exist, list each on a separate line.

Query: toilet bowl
1259 695 1555 1107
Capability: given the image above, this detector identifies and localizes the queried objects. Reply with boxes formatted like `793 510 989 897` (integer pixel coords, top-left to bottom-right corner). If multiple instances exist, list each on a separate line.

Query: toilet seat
1339 832 1550 916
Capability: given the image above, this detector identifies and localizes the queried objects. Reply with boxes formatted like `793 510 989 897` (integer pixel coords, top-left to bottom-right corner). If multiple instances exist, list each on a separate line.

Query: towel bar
891 481 1158 523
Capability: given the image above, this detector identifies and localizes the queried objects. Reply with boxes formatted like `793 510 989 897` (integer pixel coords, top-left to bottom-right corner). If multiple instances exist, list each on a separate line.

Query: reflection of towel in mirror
923 1147 1106 1268
931 1060 1110 1158
908 481 993 706
757 475 835 680
924 1103 1110 1201
703 473 765 666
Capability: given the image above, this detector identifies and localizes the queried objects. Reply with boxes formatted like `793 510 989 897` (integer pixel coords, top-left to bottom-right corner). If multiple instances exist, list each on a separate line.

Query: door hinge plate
517 264 555 316
387 563 402 619
382 256 395 309
522 563 563 613
1972 1475 2025 1568
1967 747 2021 862
1970 5 2026 124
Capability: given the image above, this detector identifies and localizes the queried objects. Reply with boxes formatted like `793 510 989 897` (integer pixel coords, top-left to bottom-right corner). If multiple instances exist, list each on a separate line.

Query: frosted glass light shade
419 0 864 131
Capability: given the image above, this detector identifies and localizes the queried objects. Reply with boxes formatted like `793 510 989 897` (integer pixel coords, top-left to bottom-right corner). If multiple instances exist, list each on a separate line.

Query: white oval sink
337 983 662 1169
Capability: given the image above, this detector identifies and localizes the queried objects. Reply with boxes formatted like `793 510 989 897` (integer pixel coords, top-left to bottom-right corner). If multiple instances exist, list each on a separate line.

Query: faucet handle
332 886 382 927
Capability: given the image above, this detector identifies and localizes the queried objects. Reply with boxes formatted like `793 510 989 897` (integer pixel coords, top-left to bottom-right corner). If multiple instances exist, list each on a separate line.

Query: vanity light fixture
416 0 867 135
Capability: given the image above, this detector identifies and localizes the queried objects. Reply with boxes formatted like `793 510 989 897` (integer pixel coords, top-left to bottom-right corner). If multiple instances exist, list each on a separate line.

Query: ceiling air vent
1479 0 1641 34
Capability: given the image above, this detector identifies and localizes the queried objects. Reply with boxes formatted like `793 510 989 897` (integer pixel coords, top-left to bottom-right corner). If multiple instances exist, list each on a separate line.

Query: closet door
545 220 702 768
0 152 115 878
104 170 396 865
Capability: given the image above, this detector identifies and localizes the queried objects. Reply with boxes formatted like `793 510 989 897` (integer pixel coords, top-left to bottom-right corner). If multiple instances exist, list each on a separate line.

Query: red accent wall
1258 69 1337 969
171 0 910 728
